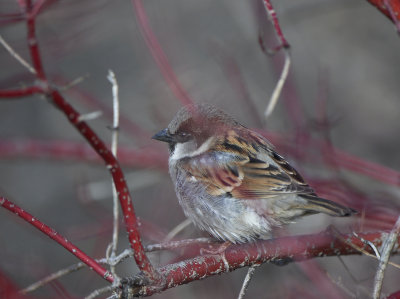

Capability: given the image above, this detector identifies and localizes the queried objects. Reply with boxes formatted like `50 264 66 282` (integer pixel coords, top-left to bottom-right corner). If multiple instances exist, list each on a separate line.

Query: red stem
0 0 160 282
367 0 400 26
262 0 290 48
330 147 400 186
53 76 151 142
0 139 168 169
131 0 193 106
127 231 398 296
0 197 114 283
25 4 46 81
387 289 400 299
48 90 160 280
383 0 400 32
0 132 397 188
0 86 43 98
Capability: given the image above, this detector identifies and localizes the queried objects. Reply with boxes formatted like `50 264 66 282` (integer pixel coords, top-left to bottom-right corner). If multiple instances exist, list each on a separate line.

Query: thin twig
0 197 113 283
335 231 400 270
237 264 260 299
21 239 211 294
77 111 103 122
261 0 291 119
22 249 132 294
85 285 114 299
0 34 36 74
107 70 121 283
108 70 120 157
20 262 86 294
60 74 90 91
373 216 400 299
163 218 192 242
264 49 291 118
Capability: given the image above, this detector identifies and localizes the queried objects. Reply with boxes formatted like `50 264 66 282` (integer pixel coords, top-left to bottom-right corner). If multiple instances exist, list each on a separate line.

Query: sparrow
152 104 356 244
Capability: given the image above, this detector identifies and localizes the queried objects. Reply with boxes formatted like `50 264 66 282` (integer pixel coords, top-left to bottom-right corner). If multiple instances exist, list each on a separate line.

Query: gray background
1 0 399 298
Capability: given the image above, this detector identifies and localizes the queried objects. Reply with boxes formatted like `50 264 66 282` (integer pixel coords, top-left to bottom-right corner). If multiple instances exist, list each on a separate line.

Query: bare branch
119 231 400 297
85 285 114 299
238 264 260 299
22 239 211 294
21 262 86 294
107 69 121 283
0 197 113 283
77 111 103 122
264 49 291 118
373 216 400 299
0 34 36 74
261 0 291 119
163 218 192 242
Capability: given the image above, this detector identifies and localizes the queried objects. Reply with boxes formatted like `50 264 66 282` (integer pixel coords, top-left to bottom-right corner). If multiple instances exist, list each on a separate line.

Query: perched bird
152 104 356 244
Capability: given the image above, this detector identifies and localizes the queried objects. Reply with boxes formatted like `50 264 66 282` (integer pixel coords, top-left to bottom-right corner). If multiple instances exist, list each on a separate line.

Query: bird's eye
175 132 192 142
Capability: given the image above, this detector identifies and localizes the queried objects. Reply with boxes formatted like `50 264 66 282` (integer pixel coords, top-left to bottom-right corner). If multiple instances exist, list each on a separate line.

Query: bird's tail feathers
299 195 357 217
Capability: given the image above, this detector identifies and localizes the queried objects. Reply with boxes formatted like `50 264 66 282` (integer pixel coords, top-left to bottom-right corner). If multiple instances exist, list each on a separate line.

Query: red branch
0 139 168 169
367 0 400 31
262 0 290 49
48 90 159 280
388 289 400 299
0 86 43 98
0 134 398 187
2 0 400 295
25 1 46 81
0 0 160 283
131 0 193 106
0 197 114 283
122 231 398 296
54 77 151 142
5 134 400 190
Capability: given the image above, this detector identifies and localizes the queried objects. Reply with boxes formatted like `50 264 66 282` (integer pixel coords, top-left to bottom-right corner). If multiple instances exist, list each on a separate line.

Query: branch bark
367 0 400 30
120 231 400 297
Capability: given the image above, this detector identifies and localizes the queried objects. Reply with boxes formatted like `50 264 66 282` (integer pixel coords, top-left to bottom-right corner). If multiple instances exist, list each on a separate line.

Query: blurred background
1 0 400 298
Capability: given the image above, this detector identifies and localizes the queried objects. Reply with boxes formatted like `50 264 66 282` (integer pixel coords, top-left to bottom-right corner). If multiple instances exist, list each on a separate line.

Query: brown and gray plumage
153 104 356 244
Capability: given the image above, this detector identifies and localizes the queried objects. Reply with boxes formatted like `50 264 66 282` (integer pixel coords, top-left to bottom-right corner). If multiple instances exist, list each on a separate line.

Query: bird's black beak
152 128 174 143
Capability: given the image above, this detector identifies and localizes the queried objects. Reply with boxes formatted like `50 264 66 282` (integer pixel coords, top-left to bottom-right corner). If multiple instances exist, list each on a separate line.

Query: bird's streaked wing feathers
178 129 315 199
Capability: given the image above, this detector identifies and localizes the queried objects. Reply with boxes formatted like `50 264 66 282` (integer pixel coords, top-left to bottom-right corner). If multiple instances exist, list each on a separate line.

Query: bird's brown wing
231 155 314 199
178 151 248 196
178 130 314 199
